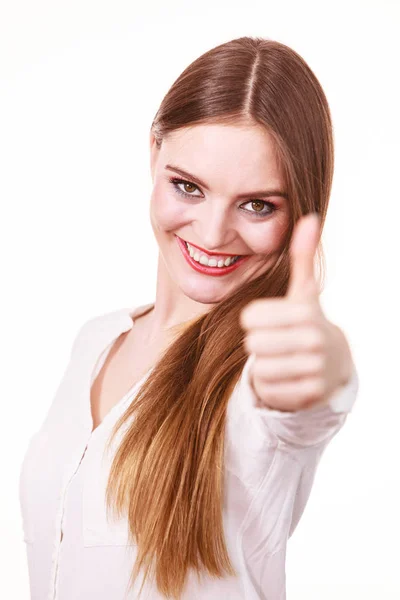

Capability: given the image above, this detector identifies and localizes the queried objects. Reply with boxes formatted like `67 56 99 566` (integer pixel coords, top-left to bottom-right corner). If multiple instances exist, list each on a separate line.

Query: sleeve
235 352 360 449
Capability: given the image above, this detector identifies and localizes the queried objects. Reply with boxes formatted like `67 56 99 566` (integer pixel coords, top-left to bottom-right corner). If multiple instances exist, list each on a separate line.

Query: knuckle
297 303 315 323
252 359 265 379
300 378 325 408
314 377 326 395
240 302 257 327
244 333 257 352
309 328 324 350
240 310 250 329
259 383 283 407
311 354 326 373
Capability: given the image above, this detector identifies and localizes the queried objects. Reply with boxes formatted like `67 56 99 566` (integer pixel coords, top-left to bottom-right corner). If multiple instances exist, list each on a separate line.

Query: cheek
246 214 289 256
151 182 187 231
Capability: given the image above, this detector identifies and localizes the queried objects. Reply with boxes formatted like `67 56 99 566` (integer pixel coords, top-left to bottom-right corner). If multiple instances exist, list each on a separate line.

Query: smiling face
149 122 291 306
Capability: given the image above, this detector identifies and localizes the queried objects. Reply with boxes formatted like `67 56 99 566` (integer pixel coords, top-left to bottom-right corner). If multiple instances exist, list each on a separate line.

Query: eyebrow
165 163 289 200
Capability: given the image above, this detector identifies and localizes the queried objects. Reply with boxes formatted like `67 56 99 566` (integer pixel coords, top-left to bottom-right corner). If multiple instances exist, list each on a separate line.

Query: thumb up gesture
239 213 353 412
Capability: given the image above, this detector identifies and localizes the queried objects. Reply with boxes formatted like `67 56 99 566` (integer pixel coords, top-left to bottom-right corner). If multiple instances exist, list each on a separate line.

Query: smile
175 235 250 276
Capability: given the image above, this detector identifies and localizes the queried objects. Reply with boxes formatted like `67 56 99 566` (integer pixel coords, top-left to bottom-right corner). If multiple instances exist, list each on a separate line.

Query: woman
19 36 359 600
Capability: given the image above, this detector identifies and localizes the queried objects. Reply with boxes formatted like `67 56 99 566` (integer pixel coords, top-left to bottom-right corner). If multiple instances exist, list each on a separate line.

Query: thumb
287 212 321 300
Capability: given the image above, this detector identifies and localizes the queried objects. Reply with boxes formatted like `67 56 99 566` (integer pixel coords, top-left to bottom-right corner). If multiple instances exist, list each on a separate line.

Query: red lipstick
175 235 249 277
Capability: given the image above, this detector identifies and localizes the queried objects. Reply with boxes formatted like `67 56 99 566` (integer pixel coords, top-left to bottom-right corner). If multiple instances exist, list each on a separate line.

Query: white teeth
185 241 239 267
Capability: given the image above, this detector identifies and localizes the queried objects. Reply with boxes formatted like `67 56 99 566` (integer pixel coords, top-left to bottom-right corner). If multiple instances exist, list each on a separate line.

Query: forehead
161 123 284 187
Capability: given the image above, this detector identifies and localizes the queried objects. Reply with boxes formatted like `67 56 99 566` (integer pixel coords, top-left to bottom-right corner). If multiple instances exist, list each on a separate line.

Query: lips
176 234 249 277
177 236 242 260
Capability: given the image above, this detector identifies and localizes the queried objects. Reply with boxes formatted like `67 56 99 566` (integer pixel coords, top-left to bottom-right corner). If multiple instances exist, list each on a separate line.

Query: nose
196 203 236 253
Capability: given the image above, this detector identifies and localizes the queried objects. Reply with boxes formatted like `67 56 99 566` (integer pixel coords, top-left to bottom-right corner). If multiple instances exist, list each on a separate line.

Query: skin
147 123 290 339
144 122 353 410
240 213 354 411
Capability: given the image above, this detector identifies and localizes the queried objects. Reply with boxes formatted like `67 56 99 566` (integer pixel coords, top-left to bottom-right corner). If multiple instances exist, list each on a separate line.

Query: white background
1 1 399 598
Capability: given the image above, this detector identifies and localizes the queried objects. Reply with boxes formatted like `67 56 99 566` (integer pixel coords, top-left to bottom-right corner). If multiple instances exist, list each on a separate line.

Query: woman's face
149 123 291 305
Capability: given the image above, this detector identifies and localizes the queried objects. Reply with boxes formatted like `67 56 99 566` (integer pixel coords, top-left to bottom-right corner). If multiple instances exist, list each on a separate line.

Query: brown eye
251 200 264 213
170 177 202 197
240 199 277 218
183 182 197 193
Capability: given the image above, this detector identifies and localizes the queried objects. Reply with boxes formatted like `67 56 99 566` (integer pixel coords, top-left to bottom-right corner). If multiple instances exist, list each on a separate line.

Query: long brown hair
105 36 334 598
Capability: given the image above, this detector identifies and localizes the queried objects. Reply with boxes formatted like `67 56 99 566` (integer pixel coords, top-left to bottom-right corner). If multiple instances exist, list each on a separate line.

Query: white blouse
19 302 359 600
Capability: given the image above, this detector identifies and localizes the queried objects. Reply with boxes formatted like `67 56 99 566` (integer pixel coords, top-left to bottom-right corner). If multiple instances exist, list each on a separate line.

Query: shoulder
69 307 132 357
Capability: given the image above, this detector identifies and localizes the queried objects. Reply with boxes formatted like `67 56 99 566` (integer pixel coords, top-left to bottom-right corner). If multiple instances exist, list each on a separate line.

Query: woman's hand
239 213 354 412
